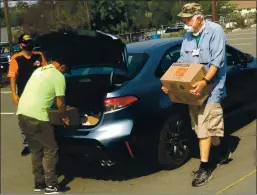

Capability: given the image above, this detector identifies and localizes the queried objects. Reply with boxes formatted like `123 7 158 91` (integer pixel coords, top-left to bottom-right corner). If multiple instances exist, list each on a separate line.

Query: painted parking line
229 43 254 46
230 29 256 33
215 169 257 194
228 37 256 41
0 91 12 94
227 32 256 36
1 112 15 115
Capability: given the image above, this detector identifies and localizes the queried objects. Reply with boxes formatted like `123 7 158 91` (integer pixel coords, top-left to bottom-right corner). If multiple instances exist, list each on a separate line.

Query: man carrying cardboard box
16 53 69 194
162 3 231 187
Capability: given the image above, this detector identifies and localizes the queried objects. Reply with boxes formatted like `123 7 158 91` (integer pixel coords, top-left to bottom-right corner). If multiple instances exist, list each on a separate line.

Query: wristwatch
202 78 211 85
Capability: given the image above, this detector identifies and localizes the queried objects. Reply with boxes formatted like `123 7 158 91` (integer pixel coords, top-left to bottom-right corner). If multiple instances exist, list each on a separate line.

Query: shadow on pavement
57 156 161 192
189 106 255 159
56 106 256 192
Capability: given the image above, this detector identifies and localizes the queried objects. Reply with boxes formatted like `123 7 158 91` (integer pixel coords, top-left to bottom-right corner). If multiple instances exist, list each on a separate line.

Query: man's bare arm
189 66 219 96
56 96 70 125
204 65 218 82
10 77 19 104
10 77 17 95
56 96 66 116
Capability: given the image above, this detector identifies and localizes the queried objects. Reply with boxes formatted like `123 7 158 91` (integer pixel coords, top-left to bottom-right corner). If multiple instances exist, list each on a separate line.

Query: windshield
0 47 10 54
127 53 149 78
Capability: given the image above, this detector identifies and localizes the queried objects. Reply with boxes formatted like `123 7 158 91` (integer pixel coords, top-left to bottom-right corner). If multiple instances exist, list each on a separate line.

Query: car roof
126 37 183 53
0 42 9 47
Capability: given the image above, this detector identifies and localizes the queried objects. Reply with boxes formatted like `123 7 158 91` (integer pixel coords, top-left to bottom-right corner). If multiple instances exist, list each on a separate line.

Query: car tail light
104 96 138 112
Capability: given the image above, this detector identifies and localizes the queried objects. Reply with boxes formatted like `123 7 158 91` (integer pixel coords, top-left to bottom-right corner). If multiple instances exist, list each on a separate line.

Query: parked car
165 23 184 33
0 42 11 73
35 30 256 170
0 42 21 73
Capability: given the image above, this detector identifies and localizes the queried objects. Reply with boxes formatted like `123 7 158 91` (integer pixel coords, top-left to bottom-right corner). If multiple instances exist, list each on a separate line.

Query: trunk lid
35 30 128 71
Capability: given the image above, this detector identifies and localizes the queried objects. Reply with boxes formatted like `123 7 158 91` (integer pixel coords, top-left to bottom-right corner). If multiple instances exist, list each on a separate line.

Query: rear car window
70 53 149 79
127 53 149 78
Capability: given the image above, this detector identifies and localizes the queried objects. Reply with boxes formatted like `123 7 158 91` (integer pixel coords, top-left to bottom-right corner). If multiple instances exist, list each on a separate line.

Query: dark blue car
36 30 256 169
0 42 11 73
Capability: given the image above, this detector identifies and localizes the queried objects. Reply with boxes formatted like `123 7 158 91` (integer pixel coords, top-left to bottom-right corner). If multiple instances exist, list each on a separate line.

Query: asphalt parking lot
1 27 256 194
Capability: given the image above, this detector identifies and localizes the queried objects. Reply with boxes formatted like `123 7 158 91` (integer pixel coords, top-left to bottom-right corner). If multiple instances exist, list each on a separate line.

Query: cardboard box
48 107 80 126
81 115 100 126
160 63 213 106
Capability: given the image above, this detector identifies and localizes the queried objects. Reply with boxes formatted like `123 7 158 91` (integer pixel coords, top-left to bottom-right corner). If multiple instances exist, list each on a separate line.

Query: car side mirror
237 53 254 69
235 52 249 69
244 53 254 63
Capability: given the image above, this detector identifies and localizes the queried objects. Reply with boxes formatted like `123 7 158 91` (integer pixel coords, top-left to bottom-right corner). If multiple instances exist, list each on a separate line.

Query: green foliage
161 30 185 38
196 1 236 16
218 1 237 16
243 12 256 26
147 0 174 27
120 38 130 44
11 26 24 43
228 12 246 28
8 2 29 27
52 1 90 30
1 0 239 36
90 0 128 34
124 1 150 31
20 0 187 34
223 28 232 33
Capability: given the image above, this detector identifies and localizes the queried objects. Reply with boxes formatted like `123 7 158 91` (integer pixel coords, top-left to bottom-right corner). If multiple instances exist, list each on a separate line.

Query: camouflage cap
177 3 204 18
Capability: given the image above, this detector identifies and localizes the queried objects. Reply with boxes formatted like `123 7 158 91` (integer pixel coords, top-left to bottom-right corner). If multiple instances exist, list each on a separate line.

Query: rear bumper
56 137 132 161
54 118 134 161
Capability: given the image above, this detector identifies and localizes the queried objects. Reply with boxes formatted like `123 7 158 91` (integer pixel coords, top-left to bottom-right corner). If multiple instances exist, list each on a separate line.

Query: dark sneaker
34 183 46 192
45 186 60 194
21 146 30 156
191 168 213 187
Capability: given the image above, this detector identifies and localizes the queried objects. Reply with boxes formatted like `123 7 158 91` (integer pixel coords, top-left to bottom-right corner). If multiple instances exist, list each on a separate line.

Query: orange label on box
174 67 188 76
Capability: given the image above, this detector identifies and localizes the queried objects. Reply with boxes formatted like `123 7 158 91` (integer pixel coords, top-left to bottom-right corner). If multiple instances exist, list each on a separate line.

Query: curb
232 28 242 32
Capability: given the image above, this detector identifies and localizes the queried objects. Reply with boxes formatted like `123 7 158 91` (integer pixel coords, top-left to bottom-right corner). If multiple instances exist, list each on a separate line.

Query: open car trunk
35 30 129 128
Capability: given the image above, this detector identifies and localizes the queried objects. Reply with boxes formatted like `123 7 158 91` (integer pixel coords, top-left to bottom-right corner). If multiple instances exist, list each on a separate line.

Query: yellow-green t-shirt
16 64 66 121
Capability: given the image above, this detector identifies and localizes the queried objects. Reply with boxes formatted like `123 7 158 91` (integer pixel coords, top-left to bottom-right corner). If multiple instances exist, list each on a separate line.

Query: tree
89 0 128 34
147 0 172 28
21 1 55 33
52 1 89 30
124 0 182 31
22 1 90 34
19 0 237 36
124 1 150 31
8 1 29 26
0 8 5 26
192 1 236 18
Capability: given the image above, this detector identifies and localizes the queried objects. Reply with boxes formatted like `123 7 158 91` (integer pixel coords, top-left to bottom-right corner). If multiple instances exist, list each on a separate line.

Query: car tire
158 112 191 170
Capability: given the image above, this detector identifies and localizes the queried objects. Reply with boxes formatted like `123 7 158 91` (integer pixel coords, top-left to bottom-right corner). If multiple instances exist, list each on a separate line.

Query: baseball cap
18 34 32 44
177 3 204 18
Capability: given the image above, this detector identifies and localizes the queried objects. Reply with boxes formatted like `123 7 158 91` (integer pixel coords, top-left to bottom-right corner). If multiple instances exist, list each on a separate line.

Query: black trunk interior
65 74 111 113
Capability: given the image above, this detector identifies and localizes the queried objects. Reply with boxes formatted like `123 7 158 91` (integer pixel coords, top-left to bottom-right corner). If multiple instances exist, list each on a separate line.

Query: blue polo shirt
177 20 227 103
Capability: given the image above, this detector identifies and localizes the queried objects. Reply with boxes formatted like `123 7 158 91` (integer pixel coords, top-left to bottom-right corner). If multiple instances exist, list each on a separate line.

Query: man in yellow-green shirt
17 55 69 194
